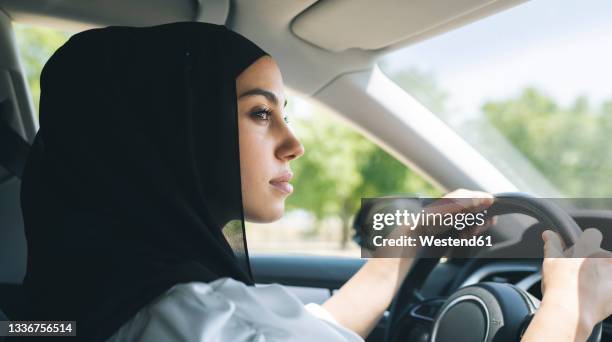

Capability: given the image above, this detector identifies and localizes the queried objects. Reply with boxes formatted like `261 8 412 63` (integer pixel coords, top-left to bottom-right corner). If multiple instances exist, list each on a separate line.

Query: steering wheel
385 192 603 342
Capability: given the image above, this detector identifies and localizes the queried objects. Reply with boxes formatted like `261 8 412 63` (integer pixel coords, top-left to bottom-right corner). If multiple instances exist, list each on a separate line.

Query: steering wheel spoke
408 297 446 324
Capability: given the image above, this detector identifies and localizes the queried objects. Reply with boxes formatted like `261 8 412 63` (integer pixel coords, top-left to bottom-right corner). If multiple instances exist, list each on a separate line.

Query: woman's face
236 56 304 223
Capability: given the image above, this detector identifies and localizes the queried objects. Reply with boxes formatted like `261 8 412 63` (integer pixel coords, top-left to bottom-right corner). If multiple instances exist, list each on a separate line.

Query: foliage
383 59 612 198
483 88 612 196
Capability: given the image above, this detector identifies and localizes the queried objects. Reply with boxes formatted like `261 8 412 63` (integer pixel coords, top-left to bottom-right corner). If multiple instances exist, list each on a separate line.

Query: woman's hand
522 228 612 341
541 229 612 334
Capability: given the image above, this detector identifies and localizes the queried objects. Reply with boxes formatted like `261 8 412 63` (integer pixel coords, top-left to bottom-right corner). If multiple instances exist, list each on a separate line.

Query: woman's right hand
522 228 612 341
541 229 612 334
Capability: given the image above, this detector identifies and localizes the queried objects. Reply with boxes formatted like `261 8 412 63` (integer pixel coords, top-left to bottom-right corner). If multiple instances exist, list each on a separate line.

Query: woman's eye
252 109 271 121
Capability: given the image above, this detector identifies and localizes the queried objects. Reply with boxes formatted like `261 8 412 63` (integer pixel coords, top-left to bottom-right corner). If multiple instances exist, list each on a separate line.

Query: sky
382 0 612 116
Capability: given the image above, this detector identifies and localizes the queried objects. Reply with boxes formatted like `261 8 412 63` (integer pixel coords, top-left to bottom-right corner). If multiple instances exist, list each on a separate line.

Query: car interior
0 1 610 341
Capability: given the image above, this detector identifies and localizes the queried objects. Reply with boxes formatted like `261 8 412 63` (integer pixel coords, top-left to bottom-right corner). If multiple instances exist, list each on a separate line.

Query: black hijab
18 22 268 341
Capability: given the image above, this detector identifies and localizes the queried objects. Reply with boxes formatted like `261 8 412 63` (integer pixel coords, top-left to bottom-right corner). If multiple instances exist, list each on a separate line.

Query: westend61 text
372 235 493 247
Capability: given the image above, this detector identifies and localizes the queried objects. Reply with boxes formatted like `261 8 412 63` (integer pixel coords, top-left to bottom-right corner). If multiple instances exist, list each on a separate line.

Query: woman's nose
288 140 305 161
277 127 305 162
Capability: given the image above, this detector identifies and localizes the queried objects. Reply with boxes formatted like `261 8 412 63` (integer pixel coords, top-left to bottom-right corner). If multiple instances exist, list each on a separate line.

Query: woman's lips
269 180 293 194
269 171 294 195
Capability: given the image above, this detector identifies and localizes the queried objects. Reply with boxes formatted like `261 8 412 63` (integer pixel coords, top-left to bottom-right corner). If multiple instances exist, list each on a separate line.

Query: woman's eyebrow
238 87 287 108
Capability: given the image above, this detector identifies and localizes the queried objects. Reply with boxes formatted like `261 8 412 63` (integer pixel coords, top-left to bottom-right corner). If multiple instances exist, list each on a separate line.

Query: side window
245 94 442 257
12 23 71 118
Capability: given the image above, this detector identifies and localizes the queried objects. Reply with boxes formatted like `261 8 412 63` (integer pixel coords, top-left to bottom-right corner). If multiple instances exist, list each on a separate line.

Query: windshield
379 0 612 197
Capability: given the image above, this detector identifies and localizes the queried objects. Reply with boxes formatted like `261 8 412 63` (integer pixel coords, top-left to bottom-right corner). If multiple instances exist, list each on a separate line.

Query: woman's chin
245 203 284 223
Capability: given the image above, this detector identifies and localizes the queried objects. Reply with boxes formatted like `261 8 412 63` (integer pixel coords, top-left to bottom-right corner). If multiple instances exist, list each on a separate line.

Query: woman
17 22 610 341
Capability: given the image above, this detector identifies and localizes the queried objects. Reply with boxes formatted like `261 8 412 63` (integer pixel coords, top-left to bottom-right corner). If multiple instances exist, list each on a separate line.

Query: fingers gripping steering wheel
384 192 602 342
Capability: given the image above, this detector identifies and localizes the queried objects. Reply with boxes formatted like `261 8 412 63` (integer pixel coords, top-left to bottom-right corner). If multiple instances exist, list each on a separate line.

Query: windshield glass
379 0 612 197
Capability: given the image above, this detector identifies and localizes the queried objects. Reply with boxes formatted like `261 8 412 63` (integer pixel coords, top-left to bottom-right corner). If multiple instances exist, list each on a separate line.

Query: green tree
483 88 612 196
